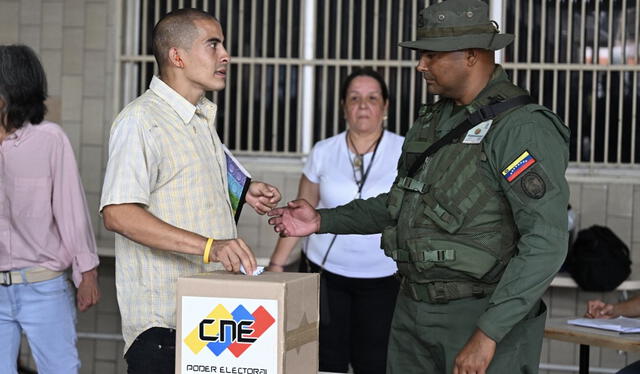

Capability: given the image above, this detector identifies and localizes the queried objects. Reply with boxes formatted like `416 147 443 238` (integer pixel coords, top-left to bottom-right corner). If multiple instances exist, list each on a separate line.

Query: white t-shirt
303 130 404 278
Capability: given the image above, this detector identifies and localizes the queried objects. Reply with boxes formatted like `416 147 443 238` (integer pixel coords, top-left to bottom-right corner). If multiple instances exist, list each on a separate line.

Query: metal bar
373 0 379 60
575 0 587 164
617 0 627 163
235 0 245 150
114 0 123 115
551 0 560 112
526 0 533 90
319 0 329 141
247 0 256 151
564 0 573 140
259 0 268 152
589 0 600 164
632 1 640 162
603 0 613 162
296 0 308 153
537 0 545 102
513 0 520 82
272 0 281 152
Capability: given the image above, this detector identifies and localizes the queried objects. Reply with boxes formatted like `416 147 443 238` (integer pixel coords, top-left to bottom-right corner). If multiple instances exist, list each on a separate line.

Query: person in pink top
0 44 100 374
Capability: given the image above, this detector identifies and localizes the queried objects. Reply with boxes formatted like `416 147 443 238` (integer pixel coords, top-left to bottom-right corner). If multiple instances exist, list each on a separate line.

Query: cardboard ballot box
176 271 319 374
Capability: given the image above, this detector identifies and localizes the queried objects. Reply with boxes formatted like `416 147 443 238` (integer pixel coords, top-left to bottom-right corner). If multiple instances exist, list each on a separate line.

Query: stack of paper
568 317 640 333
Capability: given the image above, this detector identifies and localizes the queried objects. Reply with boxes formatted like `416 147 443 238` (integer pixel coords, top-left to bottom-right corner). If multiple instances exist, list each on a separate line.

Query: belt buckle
1 271 12 286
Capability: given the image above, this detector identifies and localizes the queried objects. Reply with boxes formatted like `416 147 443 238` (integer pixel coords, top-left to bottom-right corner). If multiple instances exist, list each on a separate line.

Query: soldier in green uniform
269 0 569 373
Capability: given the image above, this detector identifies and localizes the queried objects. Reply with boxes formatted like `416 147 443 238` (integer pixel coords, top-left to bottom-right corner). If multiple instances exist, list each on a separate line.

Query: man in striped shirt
100 8 280 374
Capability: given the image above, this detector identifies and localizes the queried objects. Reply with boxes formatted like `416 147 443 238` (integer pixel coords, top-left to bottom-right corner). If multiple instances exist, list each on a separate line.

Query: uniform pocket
406 237 499 279
417 191 465 234
12 176 52 217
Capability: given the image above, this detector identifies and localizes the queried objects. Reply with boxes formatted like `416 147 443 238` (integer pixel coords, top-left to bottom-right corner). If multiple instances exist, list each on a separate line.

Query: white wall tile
19 0 42 25
19 25 42 53
63 0 85 27
61 75 83 121
40 49 62 95
84 2 106 50
80 145 103 194
608 184 634 218
580 184 608 229
61 121 81 159
82 98 105 145
62 27 84 74
83 50 106 97
0 2 20 44
42 2 63 25
607 215 633 248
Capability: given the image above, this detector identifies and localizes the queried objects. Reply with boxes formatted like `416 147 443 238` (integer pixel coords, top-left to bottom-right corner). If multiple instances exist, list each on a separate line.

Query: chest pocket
11 176 52 217
403 140 431 173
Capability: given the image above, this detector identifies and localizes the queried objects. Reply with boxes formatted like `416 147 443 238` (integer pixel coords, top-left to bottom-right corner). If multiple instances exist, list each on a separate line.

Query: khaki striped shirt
100 76 236 352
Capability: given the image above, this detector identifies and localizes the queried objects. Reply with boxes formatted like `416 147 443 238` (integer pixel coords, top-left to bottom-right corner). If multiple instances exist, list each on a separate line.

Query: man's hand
267 199 321 237
453 329 496 374
585 299 617 319
208 238 257 274
245 181 281 215
76 268 100 312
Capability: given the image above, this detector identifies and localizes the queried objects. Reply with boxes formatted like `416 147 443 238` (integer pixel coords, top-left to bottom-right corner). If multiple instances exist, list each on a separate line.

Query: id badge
462 119 493 144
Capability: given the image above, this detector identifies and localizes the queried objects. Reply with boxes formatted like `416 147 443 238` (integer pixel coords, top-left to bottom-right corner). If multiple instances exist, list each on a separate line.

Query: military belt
401 278 496 304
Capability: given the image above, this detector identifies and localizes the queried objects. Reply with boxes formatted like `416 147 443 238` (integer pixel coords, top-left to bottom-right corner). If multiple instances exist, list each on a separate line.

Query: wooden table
545 317 640 374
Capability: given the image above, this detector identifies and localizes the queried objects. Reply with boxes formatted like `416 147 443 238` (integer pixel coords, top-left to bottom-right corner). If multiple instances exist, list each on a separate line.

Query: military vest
381 81 534 301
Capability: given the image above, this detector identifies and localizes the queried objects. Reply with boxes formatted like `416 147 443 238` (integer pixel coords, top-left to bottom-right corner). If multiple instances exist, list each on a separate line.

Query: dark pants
300 254 399 374
125 327 175 374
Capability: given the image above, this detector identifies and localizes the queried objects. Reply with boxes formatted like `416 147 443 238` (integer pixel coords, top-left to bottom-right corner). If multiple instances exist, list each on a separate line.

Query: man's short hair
152 8 218 72
0 44 48 130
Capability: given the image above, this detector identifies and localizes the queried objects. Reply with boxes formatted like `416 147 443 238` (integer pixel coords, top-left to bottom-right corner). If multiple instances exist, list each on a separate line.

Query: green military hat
399 0 513 52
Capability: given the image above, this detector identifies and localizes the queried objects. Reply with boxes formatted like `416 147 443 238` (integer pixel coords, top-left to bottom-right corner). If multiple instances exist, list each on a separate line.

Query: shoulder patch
521 172 546 199
502 150 536 182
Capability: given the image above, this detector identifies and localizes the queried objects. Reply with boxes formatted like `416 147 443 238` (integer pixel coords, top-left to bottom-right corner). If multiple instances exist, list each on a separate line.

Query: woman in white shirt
268 68 403 374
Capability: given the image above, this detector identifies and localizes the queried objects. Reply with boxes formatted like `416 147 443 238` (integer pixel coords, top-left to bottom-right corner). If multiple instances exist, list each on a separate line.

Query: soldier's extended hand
246 181 282 214
453 329 496 374
267 199 320 237
208 238 257 274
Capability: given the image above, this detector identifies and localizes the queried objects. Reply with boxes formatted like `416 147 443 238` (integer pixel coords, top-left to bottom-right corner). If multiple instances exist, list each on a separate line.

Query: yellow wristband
203 238 214 264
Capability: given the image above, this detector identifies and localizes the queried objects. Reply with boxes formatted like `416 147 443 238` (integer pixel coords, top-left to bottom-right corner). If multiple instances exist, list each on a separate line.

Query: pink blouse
0 121 98 287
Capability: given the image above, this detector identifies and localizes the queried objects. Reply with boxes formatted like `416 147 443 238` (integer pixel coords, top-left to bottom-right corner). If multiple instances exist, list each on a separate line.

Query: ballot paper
240 265 265 276
568 317 640 333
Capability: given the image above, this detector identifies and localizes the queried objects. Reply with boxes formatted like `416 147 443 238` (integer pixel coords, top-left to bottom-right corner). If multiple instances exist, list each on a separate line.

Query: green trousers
386 293 547 374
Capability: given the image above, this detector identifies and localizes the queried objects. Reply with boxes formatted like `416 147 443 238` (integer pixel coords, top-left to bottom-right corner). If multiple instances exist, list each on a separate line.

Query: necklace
347 130 382 169
346 129 384 195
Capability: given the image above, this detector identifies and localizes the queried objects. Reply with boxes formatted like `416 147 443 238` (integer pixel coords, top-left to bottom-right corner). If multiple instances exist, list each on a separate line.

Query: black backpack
566 225 631 292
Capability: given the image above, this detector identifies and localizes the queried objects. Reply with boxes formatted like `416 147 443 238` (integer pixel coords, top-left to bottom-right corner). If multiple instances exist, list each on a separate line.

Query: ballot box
176 271 319 374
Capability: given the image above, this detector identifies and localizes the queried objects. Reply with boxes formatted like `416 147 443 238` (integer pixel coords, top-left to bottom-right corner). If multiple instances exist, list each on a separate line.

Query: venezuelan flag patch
502 151 536 182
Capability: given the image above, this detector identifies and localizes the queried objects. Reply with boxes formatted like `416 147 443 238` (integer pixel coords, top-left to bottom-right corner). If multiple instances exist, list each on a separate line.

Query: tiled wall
3 0 640 373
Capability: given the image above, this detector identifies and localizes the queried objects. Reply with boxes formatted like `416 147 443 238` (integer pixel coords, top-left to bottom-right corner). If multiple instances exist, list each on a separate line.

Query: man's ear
466 49 479 67
168 47 185 69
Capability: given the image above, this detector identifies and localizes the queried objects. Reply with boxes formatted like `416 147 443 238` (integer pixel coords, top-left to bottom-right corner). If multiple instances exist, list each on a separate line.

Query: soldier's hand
267 199 320 237
209 238 257 274
246 181 282 214
453 329 496 374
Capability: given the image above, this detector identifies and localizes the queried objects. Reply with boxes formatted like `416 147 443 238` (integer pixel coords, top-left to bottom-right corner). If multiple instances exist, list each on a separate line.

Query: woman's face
343 76 388 133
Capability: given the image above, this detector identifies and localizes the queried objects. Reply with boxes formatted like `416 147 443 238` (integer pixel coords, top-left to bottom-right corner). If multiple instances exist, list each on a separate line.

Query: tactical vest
381 81 533 303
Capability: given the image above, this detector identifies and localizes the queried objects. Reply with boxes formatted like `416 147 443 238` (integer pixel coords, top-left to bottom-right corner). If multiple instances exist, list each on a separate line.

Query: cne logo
184 304 275 358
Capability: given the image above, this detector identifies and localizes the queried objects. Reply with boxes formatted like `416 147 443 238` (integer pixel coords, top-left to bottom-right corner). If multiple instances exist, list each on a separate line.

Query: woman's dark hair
0 44 48 130
339 67 389 103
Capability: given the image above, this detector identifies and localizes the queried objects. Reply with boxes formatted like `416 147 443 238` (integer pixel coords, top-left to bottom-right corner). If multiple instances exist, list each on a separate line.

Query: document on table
567 317 640 333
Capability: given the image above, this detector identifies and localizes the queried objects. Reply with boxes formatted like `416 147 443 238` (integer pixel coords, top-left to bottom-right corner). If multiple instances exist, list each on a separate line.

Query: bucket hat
399 0 513 51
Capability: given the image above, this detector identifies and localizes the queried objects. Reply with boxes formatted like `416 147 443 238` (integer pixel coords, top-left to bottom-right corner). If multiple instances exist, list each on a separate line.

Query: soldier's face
416 50 470 99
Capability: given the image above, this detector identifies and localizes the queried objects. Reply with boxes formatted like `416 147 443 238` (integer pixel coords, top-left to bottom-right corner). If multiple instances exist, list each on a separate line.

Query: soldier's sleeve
476 108 570 343
317 193 394 235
